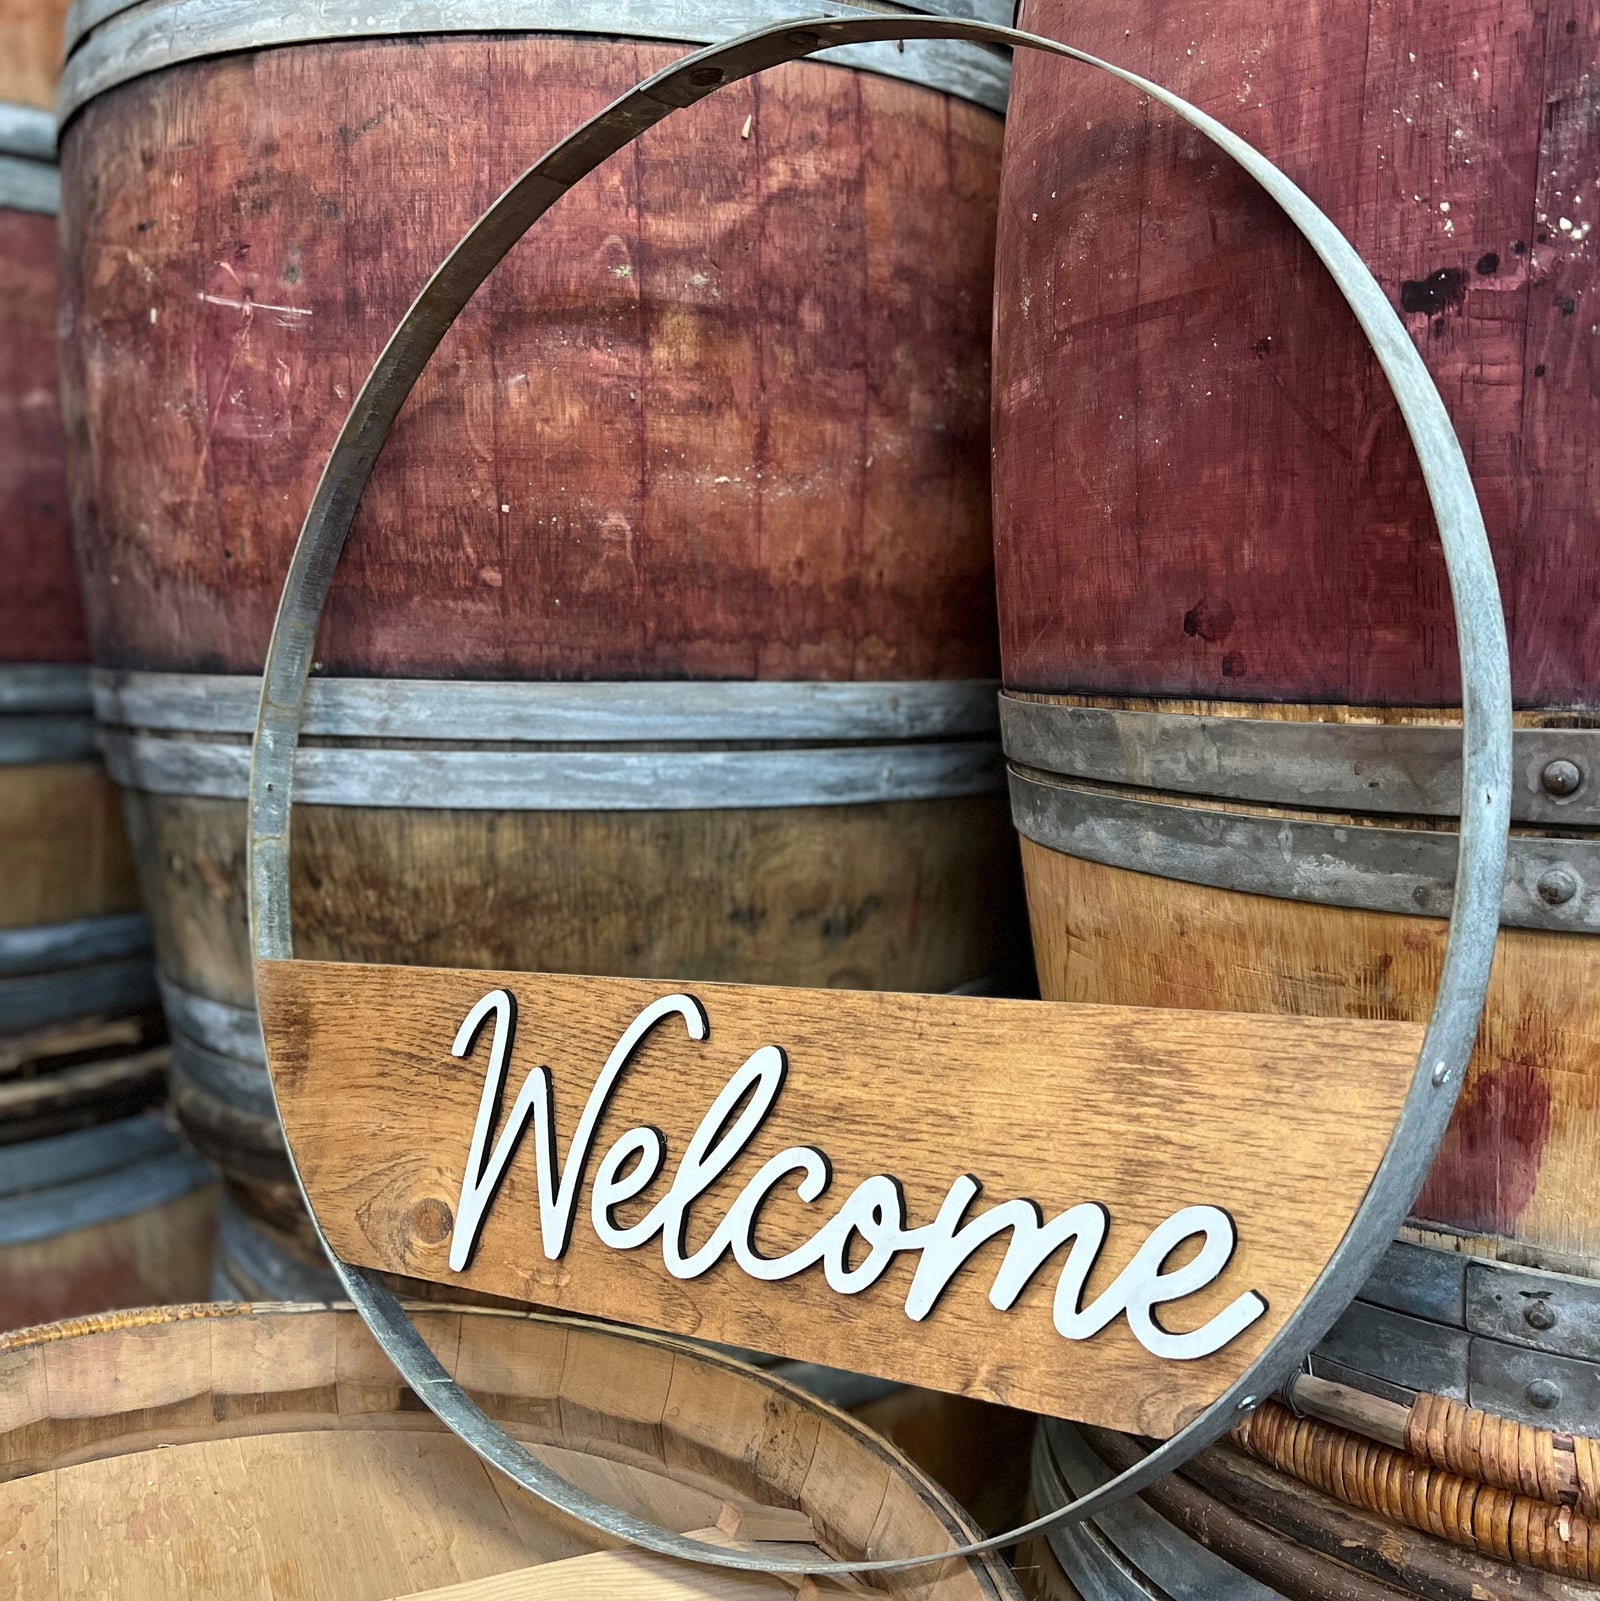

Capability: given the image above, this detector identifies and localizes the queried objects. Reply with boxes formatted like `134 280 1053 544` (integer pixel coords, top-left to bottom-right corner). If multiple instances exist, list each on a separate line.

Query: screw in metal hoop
1536 866 1579 906
1524 1300 1557 1332
1525 1378 1562 1411
1430 1061 1452 1087
1541 758 1583 797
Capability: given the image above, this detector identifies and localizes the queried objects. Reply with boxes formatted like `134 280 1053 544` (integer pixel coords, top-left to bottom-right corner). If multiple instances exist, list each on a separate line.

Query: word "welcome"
448 989 1268 1361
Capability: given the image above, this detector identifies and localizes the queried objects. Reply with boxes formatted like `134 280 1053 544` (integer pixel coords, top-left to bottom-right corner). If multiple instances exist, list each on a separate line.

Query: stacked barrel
0 0 214 1326
55 1 1025 1292
996 2 1598 1596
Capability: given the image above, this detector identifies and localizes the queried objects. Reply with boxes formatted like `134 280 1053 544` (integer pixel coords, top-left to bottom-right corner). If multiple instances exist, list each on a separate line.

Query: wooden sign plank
256 961 1422 1434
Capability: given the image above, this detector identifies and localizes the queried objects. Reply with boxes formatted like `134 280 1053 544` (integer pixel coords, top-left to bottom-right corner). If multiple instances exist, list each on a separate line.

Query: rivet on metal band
245 15 1511 1578
57 0 1014 125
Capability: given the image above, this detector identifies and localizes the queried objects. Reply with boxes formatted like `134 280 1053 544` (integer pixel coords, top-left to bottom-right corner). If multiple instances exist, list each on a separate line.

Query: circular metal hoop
246 14 1512 1577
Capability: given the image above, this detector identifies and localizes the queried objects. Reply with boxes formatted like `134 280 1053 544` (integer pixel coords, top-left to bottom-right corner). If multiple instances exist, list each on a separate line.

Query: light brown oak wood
0 1303 1020 1599
0 761 140 931
1023 846 1600 1276
255 960 1422 1433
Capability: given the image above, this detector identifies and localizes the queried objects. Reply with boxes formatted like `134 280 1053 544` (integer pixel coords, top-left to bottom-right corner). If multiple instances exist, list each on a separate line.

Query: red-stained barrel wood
59 34 1003 681
992 0 1600 1281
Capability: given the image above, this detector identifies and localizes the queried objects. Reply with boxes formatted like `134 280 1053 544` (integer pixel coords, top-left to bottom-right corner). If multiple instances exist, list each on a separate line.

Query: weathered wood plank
257 959 1422 1433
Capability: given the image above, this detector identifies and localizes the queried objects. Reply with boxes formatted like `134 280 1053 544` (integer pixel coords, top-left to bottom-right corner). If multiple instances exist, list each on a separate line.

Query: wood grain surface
58 36 1001 681
0 1303 1021 1599
992 0 1597 708
256 959 1421 1432
0 208 86 665
1023 845 1600 1276
125 791 1026 1013
0 761 141 930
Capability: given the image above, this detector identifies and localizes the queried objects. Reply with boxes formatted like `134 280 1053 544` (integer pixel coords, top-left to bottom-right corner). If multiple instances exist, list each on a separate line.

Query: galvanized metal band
158 974 266 1066
244 15 1511 1577
0 913 151 978
0 1113 182 1199
1312 1237 1600 1437
0 714 98 765
1034 1422 1279 1601
0 1144 213 1247
0 153 59 215
0 664 91 715
0 103 56 162
1009 769 1595 934
104 729 1003 809
0 957 159 1034
58 0 1012 125
213 1196 339 1302
94 670 1001 743
1001 696 1600 827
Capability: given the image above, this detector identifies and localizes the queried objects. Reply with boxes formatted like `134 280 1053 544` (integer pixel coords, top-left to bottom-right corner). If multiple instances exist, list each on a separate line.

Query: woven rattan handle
246 14 1511 1577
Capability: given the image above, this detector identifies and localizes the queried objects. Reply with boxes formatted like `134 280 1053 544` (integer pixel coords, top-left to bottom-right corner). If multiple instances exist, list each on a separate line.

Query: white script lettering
450 989 1267 1360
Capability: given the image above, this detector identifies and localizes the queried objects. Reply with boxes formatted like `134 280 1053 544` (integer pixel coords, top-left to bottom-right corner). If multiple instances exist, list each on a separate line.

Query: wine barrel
57 0 1026 1262
993 2 1598 1591
0 1300 1025 1599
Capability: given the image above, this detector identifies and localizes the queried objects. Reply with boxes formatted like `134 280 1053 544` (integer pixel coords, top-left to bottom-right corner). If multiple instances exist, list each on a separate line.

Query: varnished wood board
256 961 1422 1434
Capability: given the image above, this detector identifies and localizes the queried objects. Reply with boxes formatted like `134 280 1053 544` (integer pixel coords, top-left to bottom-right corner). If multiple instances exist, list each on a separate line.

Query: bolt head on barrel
1541 758 1583 797
1536 866 1580 906
1525 1378 1562 1411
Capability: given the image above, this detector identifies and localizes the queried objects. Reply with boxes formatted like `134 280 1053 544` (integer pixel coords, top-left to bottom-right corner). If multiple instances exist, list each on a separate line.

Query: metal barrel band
56 0 1013 125
0 104 58 214
0 714 98 766
1006 769 1597 934
1313 1237 1600 1438
0 663 91 715
246 15 1511 1577
1000 695 1600 827
107 729 1003 808
95 670 1003 742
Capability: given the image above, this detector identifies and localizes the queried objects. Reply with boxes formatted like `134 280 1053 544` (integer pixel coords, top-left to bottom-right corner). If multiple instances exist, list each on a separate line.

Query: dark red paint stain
1183 596 1236 643
1399 267 1470 317
1413 1057 1552 1235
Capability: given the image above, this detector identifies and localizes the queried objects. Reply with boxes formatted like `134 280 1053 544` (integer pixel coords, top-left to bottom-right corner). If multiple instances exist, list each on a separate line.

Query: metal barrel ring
246 12 1513 1577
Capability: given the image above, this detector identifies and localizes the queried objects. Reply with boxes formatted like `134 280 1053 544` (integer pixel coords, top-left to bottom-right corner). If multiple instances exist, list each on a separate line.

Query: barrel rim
57 0 1013 126
0 1298 1019 1592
